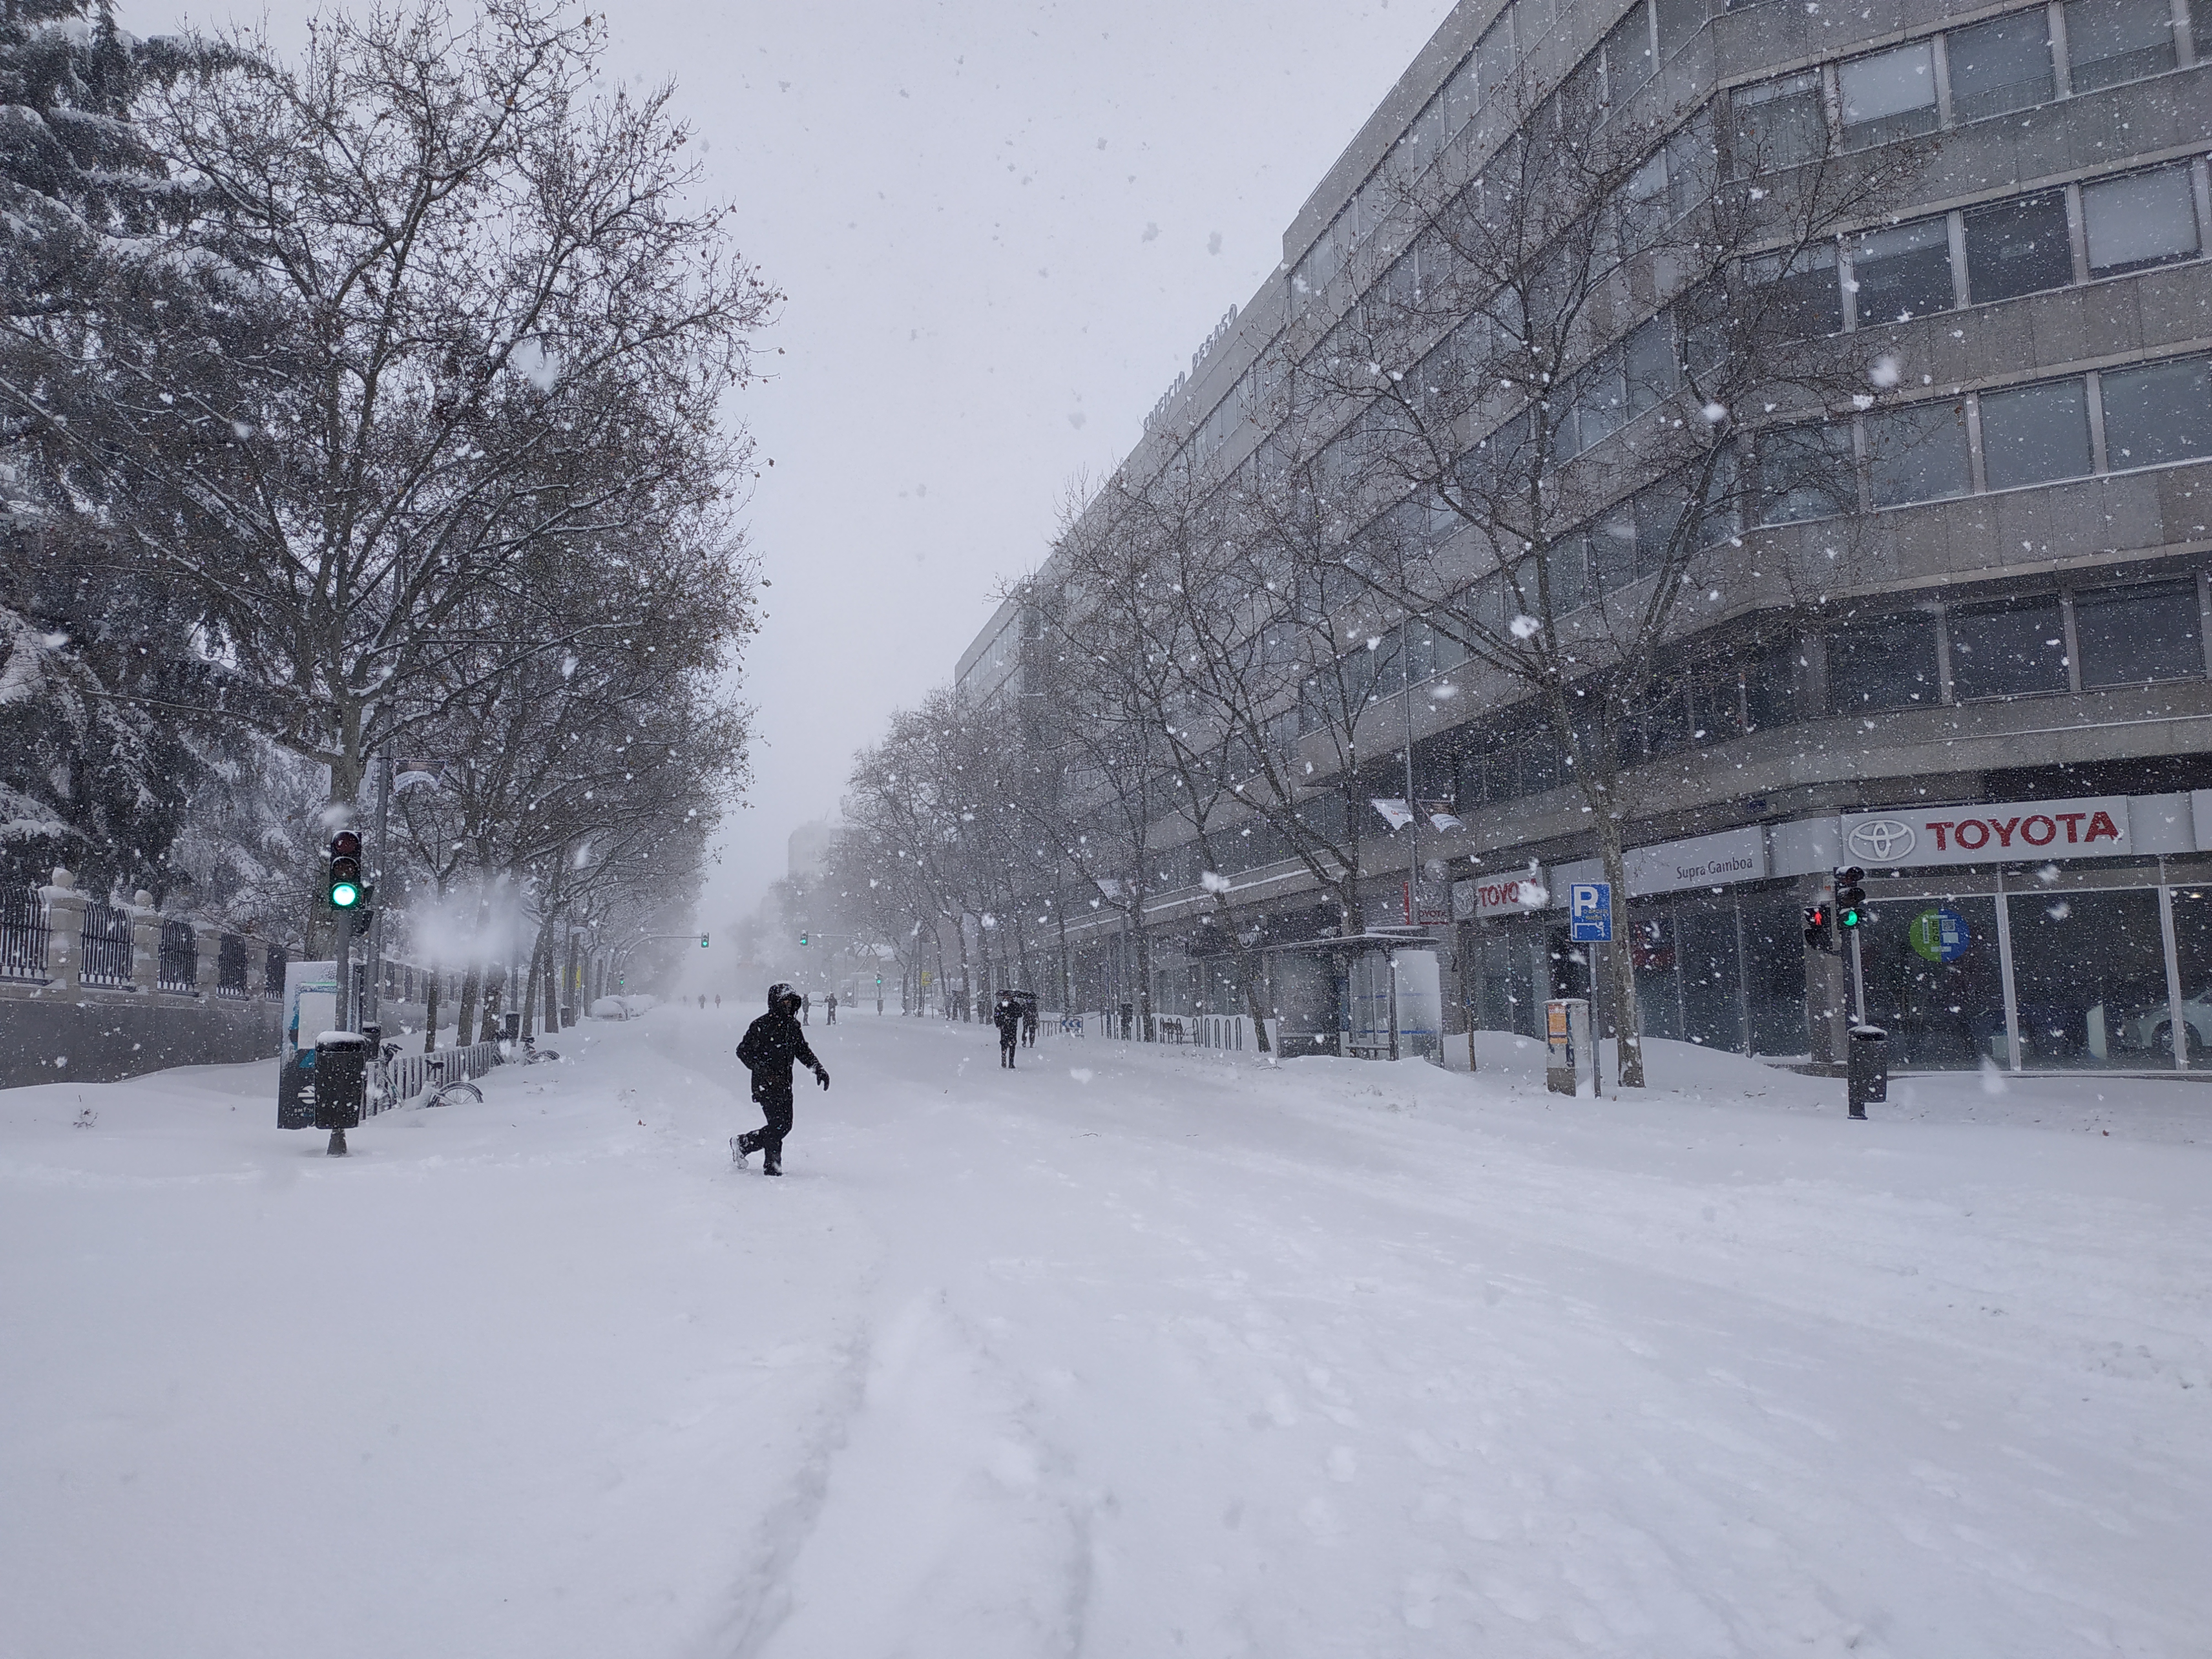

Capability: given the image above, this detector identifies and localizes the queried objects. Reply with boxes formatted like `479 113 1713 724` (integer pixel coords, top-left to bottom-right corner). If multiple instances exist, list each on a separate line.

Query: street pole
363 747 393 1041
1404 667 1419 929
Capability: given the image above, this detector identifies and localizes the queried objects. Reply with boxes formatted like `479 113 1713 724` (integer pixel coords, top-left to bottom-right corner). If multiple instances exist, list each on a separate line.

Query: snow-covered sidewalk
3 1013 2206 1657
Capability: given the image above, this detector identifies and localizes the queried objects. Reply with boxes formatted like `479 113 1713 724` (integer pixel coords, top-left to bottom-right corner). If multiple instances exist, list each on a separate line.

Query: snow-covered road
3 1011 2206 1657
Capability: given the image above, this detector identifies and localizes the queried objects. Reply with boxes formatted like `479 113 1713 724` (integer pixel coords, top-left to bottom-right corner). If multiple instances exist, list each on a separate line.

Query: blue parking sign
1569 881 1613 942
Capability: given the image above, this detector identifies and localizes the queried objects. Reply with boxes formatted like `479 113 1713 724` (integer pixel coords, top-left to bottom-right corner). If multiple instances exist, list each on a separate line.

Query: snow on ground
3 1011 2207 1658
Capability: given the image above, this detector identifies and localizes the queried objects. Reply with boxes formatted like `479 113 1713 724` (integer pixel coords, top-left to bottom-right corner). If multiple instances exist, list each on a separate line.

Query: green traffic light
331 880 362 910
1840 907 1861 928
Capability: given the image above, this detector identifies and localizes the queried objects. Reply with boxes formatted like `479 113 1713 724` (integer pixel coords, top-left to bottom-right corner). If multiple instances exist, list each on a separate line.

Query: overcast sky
150 0 1455 929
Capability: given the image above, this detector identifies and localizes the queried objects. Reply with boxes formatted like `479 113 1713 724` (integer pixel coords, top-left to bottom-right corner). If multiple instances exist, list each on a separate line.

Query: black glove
815 1065 831 1090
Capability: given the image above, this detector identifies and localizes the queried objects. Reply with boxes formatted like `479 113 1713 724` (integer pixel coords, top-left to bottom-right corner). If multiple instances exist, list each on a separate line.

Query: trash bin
1847 1024 1888 1119
313 1032 369 1131
502 1011 522 1042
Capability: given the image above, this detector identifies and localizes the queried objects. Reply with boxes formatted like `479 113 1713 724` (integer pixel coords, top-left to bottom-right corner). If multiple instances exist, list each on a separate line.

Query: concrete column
41 868 84 994
129 890 161 994
194 921 223 999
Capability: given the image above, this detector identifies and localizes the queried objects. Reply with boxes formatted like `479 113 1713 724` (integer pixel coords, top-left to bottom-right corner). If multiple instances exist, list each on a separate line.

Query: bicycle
421 1052 483 1108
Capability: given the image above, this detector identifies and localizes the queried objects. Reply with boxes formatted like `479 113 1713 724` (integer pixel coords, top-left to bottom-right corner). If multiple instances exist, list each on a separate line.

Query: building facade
959 0 2212 1072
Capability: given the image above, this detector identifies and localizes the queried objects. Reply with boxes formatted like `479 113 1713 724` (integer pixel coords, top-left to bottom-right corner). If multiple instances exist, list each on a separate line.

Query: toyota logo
1846 818 1916 863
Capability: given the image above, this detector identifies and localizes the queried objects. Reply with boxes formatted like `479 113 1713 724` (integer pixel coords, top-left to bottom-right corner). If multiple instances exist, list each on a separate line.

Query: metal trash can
1847 1024 1888 1119
313 1032 369 1131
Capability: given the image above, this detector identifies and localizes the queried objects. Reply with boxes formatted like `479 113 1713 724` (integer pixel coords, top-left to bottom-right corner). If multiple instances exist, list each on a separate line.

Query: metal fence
216 933 251 999
264 945 287 998
158 919 198 993
79 902 134 988
374 1039 504 1116
0 884 48 982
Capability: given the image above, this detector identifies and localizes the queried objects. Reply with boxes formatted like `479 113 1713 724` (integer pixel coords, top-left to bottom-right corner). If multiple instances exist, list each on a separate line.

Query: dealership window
2073 578 2204 686
1734 72 1825 170
2099 356 2212 469
1964 192 2075 303
2083 166 2201 278
1865 400 1970 507
2007 886 2167 1069
1851 217 1955 324
1827 611 1940 711
1863 894 2004 1068
1840 42 1938 148
1743 637 1802 729
2063 0 2177 92
2166 888 2212 1062
1947 594 2070 700
1947 11 2055 121
1756 422 1856 523
1978 377 2093 489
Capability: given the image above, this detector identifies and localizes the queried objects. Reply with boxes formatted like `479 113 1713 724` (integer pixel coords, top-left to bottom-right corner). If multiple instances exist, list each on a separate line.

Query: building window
1865 400 1970 507
1828 612 1941 711
2073 579 2204 686
1603 2 1656 103
1734 72 1825 170
1963 192 2074 304
1851 217 1954 324
1756 422 1855 524
2083 166 2201 278
2099 356 2212 469
2063 0 2177 92
1750 242 1843 337
1947 595 2069 700
1979 378 2093 489
1839 42 1938 149
1946 10 2055 121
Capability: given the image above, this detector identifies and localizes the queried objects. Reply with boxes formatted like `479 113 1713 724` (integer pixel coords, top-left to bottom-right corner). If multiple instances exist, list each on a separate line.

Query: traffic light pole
1849 927 1868 1027
363 749 392 1042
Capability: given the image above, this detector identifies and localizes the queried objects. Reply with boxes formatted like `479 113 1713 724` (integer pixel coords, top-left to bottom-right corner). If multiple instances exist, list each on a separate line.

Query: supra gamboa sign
1840 796 2129 868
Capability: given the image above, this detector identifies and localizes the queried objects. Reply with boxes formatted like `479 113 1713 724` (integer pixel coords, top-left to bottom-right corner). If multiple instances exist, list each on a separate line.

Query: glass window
1757 422 1855 523
1477 13 1516 100
2074 578 2203 686
1946 11 2055 121
2008 886 2168 1069
1655 0 1706 55
1624 314 1675 414
2083 166 2200 277
1744 638 1801 729
1864 894 2003 1068
1635 487 1685 576
1573 348 1627 451
1750 241 1842 337
2164 886 2212 1065
2063 0 2177 92
1840 43 1938 148
1947 594 2069 700
1865 400 1970 507
1963 192 2074 303
2195 0 2212 58
1593 507 1639 591
1604 2 1656 102
1851 217 1954 324
1828 611 1940 711
2100 356 2212 469
1446 51 1484 132
1979 378 2093 488
1734 72 1825 170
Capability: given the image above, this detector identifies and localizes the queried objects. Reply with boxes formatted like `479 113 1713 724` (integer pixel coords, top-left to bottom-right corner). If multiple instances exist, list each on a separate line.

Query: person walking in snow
732 983 829 1176
826 992 838 1025
993 989 1022 1069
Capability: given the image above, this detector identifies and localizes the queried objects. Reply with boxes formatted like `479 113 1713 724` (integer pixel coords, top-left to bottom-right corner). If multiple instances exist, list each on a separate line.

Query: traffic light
1803 900 1834 952
1835 865 1867 930
799 932 808 947
699 933 709 949
327 831 363 911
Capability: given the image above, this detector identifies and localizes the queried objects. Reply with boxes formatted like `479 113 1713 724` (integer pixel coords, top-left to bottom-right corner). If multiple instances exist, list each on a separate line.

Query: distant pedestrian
802 992 811 1024
698 994 707 1009
733 983 829 1177
714 993 722 1009
994 990 1021 1068
826 992 838 1024
1020 994 1038 1048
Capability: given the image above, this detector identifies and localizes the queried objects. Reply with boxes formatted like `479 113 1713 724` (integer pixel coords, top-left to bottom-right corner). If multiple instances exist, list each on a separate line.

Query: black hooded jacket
738 1009 824 1099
